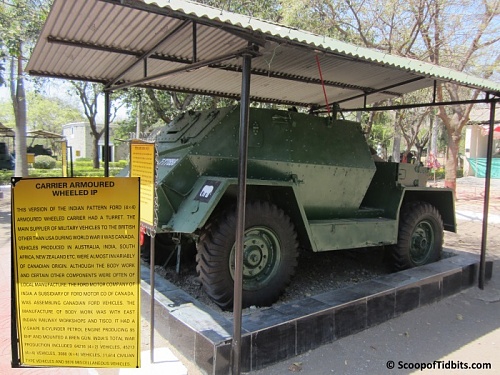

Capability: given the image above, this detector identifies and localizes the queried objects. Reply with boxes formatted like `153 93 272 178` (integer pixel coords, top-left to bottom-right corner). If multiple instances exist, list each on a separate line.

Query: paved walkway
251 262 500 375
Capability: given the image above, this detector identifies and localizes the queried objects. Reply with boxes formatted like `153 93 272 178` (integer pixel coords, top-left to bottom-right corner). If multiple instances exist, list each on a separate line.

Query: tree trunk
444 131 460 191
392 110 401 162
431 114 439 156
70 81 104 169
11 52 28 177
91 124 101 169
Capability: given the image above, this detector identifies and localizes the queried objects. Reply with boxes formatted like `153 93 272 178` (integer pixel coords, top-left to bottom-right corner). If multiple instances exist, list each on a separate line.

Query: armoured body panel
153 106 377 231
138 106 456 309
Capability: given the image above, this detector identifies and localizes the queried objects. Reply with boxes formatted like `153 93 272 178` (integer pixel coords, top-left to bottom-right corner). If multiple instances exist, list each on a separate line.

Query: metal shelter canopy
0 123 15 138
27 0 500 109
27 130 65 139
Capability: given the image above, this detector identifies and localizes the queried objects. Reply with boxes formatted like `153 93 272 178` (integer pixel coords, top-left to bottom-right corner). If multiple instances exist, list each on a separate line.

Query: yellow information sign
27 153 35 164
61 141 67 177
130 141 156 229
12 177 141 368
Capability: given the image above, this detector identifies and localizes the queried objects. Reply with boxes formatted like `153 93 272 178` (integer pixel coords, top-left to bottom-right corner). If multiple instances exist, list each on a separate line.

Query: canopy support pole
479 101 497 288
104 91 111 177
231 51 252 375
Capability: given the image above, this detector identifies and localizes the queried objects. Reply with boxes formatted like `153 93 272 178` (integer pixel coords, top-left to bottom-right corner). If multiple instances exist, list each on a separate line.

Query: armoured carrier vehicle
139 105 455 310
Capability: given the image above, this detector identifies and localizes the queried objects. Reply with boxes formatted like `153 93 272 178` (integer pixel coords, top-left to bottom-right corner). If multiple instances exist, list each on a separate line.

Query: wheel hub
230 226 281 290
410 221 434 264
242 233 270 276
413 235 428 250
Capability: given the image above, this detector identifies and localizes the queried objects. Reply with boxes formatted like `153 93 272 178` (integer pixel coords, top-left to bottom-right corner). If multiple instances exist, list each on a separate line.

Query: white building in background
464 104 500 178
61 122 128 162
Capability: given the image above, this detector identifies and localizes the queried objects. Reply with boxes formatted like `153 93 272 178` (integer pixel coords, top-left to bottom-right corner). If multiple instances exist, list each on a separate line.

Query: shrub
0 170 13 185
429 167 463 180
33 155 57 169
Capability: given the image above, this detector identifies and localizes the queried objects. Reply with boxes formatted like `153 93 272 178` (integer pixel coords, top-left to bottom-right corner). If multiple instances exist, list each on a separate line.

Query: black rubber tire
392 201 444 270
196 201 299 310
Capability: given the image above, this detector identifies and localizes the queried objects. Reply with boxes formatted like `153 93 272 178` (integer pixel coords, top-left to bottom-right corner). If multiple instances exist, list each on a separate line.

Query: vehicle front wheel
196 201 299 310
392 201 444 270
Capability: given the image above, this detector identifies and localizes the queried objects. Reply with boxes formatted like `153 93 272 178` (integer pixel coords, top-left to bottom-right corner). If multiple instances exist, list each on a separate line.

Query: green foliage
27 92 84 132
1 92 83 130
33 155 56 169
71 159 127 173
66 159 128 175
111 160 128 169
0 170 12 184
73 158 94 168
0 0 51 81
369 123 394 150
116 88 236 139
280 0 354 41
430 168 463 180
199 0 281 21
0 99 13 126
0 160 128 185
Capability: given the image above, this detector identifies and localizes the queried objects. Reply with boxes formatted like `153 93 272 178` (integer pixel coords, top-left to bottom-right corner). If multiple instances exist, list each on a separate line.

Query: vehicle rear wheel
196 201 299 310
392 201 443 270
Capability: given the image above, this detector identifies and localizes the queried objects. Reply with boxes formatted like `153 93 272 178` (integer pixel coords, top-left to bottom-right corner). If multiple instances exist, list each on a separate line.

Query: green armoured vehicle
0 142 14 170
140 105 455 310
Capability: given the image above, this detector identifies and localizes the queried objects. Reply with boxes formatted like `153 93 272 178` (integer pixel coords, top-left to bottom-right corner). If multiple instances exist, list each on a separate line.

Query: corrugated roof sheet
27 0 500 109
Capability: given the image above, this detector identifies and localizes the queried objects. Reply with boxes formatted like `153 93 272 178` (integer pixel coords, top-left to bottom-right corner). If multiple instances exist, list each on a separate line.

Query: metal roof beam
130 84 310 106
46 37 373 94
26 70 109 84
213 64 383 93
105 19 192 89
333 76 426 107
342 97 500 112
106 46 260 91
26 69 311 106
46 36 192 65
192 22 197 63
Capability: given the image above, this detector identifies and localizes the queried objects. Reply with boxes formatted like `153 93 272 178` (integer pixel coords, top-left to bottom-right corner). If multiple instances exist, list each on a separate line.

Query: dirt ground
434 177 500 259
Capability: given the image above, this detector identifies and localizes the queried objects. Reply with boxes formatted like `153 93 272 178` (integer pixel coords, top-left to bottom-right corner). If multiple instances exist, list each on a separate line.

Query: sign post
129 140 157 363
61 141 68 177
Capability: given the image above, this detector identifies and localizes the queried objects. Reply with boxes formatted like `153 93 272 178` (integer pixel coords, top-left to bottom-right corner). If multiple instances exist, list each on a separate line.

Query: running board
309 218 398 252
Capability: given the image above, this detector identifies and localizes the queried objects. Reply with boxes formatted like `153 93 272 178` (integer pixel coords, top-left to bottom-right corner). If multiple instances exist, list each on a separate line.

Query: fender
159 177 303 234
400 187 457 233
159 177 235 234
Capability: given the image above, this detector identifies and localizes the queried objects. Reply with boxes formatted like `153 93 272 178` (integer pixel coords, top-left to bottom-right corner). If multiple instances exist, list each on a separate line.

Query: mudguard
160 177 235 233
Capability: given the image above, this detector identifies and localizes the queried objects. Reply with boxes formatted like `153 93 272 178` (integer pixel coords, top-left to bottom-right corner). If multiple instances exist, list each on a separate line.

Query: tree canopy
282 0 499 188
0 0 51 176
